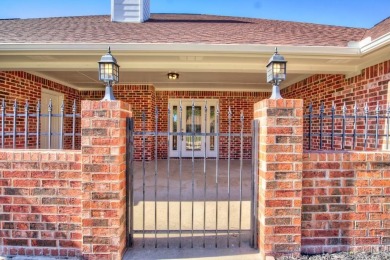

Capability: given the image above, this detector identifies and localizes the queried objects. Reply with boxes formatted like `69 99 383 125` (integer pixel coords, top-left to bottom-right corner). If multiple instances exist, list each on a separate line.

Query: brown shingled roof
0 14 374 46
363 16 390 41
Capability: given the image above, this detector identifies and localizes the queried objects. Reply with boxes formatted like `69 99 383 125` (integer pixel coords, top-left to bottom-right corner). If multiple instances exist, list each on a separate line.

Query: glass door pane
210 106 215 151
185 106 202 151
172 106 178 151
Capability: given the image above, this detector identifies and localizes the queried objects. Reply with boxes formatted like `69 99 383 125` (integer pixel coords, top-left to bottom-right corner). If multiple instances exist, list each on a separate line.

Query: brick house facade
1 59 389 154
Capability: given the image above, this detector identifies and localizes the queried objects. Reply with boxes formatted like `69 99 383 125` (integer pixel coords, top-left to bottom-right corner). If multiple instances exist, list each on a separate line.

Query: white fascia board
0 43 361 56
360 32 390 54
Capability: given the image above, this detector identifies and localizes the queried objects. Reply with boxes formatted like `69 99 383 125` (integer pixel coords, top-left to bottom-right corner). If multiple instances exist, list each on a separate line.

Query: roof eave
360 32 390 54
0 42 362 56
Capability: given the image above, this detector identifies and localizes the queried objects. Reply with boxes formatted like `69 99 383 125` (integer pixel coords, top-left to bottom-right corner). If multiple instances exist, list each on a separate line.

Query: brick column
254 99 303 259
80 101 131 260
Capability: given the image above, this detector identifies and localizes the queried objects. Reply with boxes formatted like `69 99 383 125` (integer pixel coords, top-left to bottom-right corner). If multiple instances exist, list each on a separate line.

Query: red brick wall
0 150 82 257
0 71 81 149
0 100 132 260
80 85 155 133
254 99 303 259
302 151 390 254
80 85 155 160
2 95 390 258
80 100 131 260
282 60 390 151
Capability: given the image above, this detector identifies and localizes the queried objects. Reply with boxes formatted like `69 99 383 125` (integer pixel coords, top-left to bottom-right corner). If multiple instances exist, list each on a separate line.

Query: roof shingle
0 14 385 47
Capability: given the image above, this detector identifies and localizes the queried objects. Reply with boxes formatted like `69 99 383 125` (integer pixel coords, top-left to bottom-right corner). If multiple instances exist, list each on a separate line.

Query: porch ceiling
0 43 389 92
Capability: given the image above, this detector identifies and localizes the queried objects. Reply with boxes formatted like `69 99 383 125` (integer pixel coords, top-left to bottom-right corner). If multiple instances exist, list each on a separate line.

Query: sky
0 0 389 29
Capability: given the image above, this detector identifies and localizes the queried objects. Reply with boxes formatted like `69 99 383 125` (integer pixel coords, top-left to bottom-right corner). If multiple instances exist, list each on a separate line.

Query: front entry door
169 99 218 158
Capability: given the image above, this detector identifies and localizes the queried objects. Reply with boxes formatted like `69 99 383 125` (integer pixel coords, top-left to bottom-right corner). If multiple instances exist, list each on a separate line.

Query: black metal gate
126 101 259 249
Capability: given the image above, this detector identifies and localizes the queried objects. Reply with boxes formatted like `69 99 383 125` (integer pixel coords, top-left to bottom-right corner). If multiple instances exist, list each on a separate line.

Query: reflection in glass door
169 99 218 158
185 106 202 152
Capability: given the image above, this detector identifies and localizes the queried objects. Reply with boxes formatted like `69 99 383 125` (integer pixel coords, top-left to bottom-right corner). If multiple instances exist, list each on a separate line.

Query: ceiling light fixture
167 72 179 80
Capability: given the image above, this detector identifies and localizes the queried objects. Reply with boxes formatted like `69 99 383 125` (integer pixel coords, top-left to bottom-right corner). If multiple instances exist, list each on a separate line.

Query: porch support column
80 100 132 260
254 99 303 259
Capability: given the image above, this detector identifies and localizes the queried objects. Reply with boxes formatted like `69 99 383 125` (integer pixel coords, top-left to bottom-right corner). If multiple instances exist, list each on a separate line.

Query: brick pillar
80 101 131 260
254 99 303 259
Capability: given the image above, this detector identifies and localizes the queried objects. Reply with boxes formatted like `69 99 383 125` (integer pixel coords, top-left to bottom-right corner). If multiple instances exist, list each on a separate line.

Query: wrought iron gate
126 101 259 249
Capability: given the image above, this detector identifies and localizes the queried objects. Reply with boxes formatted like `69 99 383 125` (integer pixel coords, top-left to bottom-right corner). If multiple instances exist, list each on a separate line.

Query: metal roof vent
111 0 150 23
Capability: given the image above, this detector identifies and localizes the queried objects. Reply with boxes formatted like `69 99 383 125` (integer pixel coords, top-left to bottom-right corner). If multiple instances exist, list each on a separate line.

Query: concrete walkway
1 250 262 260
0 257 80 260
123 247 261 260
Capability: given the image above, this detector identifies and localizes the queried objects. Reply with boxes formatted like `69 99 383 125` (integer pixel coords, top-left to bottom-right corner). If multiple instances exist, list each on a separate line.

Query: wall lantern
98 47 120 101
266 47 287 99
167 72 179 80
